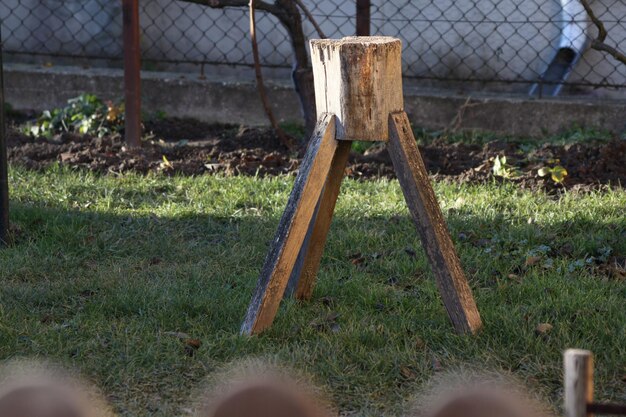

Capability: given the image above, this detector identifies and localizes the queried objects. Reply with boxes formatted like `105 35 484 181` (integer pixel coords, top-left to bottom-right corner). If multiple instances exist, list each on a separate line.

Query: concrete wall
1 0 625 96
4 64 625 137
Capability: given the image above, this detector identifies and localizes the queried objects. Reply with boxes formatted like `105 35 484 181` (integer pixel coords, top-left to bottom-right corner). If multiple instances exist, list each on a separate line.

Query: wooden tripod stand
241 37 482 336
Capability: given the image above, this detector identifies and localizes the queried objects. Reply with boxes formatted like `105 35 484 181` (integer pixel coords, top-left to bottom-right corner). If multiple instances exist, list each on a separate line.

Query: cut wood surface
387 111 482 334
564 349 594 417
241 114 338 335
310 36 403 142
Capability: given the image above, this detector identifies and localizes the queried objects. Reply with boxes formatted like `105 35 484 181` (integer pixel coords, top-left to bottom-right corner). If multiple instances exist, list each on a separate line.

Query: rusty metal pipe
356 0 370 36
123 0 142 148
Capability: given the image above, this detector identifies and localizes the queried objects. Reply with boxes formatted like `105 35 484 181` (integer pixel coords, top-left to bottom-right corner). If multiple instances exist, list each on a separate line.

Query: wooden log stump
310 36 403 141
241 36 482 335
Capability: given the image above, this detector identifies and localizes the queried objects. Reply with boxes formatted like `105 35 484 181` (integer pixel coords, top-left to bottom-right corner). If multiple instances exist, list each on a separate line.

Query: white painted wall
1 0 624 96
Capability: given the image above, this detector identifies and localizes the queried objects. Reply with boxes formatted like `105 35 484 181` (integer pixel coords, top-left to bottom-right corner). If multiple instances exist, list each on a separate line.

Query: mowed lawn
0 165 624 417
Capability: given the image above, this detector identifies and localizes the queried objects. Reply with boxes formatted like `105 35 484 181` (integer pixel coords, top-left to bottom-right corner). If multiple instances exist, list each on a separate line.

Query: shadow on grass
2 197 624 331
0 195 624 417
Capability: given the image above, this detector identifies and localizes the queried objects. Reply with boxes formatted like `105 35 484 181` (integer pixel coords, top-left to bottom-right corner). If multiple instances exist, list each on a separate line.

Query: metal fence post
123 0 142 148
0 27 8 247
356 0 370 36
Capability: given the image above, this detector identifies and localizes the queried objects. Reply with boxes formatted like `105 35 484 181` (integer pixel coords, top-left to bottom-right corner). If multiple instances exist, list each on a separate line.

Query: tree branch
580 0 626 65
249 0 294 148
181 0 317 138
293 0 326 39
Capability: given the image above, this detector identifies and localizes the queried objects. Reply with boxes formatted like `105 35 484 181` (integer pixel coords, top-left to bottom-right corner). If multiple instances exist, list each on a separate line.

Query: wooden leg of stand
241 114 338 335
284 195 322 298
289 140 352 300
387 111 482 334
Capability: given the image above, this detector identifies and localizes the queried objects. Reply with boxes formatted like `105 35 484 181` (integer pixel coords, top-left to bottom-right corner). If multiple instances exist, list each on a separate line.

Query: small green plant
25 94 124 138
538 162 568 184
492 155 520 179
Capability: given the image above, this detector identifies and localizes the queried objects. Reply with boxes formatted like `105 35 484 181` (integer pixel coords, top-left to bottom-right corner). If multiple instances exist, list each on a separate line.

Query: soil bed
6 116 625 191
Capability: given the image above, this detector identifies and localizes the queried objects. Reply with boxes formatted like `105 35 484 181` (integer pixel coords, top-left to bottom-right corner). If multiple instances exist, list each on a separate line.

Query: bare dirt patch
6 117 625 191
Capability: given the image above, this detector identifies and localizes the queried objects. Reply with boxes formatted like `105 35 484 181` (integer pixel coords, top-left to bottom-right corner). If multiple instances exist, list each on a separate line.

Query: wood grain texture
292 140 352 300
241 114 338 335
564 349 594 417
283 192 322 298
310 36 403 142
387 111 482 334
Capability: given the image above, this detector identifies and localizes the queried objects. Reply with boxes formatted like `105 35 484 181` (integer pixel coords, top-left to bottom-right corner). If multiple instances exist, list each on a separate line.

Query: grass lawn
0 165 624 417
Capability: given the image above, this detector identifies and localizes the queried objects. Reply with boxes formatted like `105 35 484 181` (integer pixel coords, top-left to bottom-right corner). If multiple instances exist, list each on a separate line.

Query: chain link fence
1 0 625 93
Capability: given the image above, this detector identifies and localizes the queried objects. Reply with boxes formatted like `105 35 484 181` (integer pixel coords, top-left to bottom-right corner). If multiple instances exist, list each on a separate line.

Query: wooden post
293 140 352 300
0 28 9 247
123 0 142 148
388 111 482 334
564 349 594 417
241 114 339 335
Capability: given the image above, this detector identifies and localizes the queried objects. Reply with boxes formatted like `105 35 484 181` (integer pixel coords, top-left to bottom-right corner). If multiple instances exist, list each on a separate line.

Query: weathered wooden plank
564 349 594 417
291 140 352 300
241 114 338 335
310 37 403 141
284 192 322 298
387 111 482 334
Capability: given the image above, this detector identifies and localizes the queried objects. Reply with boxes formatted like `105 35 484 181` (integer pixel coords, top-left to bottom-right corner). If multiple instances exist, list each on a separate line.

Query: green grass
0 165 625 417
349 125 615 155
413 125 616 147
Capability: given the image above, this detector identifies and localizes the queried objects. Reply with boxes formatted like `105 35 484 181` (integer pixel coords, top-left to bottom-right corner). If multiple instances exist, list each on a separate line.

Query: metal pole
356 0 371 36
0 27 9 247
123 0 142 148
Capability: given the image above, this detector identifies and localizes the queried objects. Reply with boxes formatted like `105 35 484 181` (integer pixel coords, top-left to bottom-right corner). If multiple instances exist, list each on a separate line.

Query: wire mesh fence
1 0 625 93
